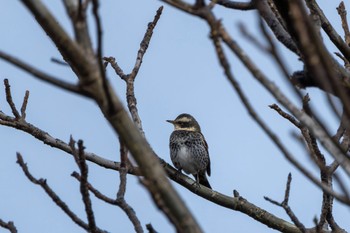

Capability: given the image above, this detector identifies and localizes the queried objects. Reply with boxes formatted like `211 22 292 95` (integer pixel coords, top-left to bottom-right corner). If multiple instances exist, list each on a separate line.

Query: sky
0 1 349 233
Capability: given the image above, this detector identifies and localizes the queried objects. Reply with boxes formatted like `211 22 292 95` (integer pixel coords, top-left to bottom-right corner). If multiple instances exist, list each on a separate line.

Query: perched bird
167 113 211 189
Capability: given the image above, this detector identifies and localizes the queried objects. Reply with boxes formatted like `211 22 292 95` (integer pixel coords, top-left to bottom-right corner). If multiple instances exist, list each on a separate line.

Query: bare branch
70 139 144 232
0 111 140 175
264 173 306 233
130 6 163 80
70 138 97 232
3 79 20 119
104 57 126 78
269 104 300 128
20 90 29 120
116 139 143 233
16 153 107 233
91 0 115 115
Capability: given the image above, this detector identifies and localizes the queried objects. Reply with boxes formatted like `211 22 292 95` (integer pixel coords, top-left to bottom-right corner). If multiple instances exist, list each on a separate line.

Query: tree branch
70 138 98 232
0 219 17 233
264 173 306 233
16 152 107 233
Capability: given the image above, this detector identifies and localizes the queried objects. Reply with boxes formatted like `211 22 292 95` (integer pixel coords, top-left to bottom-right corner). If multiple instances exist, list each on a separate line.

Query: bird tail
196 172 211 189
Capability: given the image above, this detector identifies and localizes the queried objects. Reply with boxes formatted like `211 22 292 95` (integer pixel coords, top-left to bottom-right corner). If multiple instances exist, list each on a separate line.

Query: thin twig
91 0 115 115
130 6 163 80
104 57 125 78
146 224 158 233
70 138 97 232
269 104 300 128
4 79 20 119
264 173 306 233
116 139 143 233
214 0 254 10
50 57 69 66
0 219 17 233
20 90 29 120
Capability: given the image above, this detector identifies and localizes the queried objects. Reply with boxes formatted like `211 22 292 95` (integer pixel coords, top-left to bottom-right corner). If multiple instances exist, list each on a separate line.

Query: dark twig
70 138 97 233
264 173 306 233
116 139 143 233
70 138 142 232
51 57 69 66
72 142 143 233
269 104 300 128
20 90 29 120
103 57 125 77
3 79 30 121
146 223 158 233
214 0 254 10
0 108 309 233
4 79 20 119
16 153 107 233
91 0 114 115
0 219 17 233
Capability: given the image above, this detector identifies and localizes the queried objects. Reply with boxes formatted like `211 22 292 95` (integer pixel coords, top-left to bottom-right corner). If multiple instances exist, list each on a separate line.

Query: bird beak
166 120 175 124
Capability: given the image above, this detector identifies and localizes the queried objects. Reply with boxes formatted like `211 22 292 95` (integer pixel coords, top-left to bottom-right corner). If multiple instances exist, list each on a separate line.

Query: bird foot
191 180 201 192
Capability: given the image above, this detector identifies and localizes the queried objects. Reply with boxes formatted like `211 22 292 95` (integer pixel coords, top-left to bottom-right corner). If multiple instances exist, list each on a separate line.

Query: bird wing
201 132 211 176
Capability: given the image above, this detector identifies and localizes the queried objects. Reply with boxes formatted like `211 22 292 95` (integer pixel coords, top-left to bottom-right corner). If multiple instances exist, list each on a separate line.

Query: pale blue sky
0 1 349 232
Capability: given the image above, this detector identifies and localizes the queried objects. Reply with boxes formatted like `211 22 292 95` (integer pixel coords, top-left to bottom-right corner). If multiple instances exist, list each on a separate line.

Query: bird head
167 113 201 132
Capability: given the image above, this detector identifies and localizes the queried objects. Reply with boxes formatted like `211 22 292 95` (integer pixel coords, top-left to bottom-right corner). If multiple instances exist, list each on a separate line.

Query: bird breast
176 146 197 175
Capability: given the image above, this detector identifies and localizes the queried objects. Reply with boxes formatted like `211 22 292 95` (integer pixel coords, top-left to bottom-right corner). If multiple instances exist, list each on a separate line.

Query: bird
167 113 211 189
